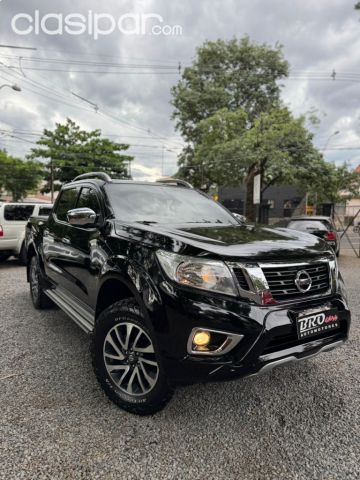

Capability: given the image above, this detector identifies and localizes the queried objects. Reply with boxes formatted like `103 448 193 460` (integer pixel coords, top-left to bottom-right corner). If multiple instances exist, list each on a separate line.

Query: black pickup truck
26 172 351 415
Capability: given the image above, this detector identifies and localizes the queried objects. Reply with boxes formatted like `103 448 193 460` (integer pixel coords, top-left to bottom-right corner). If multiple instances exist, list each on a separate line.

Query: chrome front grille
228 258 334 305
261 263 330 301
232 268 250 291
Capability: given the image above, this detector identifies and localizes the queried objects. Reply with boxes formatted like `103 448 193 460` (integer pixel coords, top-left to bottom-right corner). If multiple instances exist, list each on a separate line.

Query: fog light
188 328 244 356
193 330 211 347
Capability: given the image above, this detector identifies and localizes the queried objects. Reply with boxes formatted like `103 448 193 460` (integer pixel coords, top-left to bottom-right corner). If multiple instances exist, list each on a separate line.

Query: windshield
287 220 330 231
106 184 237 225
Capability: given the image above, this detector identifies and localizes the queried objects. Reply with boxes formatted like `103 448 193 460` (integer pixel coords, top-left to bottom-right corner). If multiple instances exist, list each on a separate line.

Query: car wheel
91 299 173 415
29 255 53 309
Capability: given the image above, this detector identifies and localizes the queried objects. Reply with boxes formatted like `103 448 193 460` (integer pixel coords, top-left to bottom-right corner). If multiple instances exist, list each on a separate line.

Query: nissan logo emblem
294 270 312 293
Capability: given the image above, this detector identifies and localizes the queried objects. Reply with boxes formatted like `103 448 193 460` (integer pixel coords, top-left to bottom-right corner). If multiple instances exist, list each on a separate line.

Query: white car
0 202 53 263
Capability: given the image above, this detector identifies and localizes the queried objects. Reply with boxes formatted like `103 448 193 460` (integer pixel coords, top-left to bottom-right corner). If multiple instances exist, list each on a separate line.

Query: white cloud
0 0 360 177
131 163 161 181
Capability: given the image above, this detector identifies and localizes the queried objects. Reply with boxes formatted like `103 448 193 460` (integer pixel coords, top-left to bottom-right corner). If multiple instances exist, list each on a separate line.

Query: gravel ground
0 256 359 480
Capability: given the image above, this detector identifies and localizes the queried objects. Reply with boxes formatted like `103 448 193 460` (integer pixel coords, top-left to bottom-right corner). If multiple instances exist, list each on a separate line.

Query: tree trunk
245 170 257 222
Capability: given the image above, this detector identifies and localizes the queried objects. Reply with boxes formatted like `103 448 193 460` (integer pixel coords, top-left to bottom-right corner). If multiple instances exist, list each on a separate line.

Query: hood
114 222 332 261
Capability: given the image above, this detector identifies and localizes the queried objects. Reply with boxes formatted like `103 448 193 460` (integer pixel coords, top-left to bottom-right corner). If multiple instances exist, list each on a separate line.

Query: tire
29 255 53 309
91 299 173 415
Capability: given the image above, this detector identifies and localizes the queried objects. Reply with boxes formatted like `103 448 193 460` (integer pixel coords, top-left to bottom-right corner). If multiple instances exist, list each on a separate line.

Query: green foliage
171 36 288 155
355 2 360 10
302 162 360 205
178 105 359 219
27 118 133 190
0 150 44 201
180 106 320 209
171 36 357 220
171 36 290 219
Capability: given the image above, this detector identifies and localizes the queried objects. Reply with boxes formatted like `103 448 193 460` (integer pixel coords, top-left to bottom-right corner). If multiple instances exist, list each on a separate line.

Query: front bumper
154 285 350 385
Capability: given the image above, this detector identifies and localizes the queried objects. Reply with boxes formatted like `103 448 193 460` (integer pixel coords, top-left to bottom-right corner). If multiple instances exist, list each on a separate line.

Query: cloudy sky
0 0 360 180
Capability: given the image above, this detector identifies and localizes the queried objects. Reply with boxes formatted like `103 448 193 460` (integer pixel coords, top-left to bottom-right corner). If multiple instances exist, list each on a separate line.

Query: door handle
61 237 71 245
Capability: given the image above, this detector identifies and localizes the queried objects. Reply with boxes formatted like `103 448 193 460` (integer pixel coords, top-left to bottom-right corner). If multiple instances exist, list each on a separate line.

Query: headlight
156 250 237 296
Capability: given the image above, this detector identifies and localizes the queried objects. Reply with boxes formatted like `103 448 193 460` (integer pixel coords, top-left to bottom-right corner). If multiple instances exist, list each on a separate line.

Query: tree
28 118 133 194
182 106 322 220
355 2 360 10
0 150 44 201
302 161 360 205
171 36 289 189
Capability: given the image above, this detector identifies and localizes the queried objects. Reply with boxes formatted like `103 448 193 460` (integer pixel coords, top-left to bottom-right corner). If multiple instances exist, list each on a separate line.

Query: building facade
219 185 305 223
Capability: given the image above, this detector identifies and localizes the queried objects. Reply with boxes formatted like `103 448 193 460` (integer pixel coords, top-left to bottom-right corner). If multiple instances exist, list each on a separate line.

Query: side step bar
45 288 94 334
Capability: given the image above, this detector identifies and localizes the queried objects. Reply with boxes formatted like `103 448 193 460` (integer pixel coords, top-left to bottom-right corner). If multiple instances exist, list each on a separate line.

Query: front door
65 186 104 308
43 186 80 292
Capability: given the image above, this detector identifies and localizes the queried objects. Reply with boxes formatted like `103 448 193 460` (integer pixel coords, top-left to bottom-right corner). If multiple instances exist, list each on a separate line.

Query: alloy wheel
103 322 159 396
30 259 39 300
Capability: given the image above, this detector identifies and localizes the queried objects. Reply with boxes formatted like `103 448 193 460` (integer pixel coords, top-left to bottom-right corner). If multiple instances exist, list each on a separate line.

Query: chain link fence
334 203 360 258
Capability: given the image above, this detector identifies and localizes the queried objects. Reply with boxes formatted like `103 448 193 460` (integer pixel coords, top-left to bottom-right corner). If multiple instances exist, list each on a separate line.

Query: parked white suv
0 202 53 263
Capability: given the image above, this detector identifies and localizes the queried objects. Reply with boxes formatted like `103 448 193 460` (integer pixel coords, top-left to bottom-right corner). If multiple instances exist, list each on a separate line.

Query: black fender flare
96 258 163 329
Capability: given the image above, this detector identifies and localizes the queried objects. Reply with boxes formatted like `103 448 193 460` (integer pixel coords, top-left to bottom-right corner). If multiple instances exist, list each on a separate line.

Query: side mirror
67 208 97 227
232 212 247 224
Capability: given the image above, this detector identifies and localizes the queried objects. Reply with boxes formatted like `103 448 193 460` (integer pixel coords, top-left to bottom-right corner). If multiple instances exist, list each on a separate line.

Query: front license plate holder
296 308 340 340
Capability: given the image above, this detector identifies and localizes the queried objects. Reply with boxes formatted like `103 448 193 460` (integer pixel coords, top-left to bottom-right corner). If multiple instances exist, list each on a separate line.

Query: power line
4 54 360 79
4 53 360 75
0 71 95 113
0 65 97 109
0 132 181 151
0 55 179 68
0 45 37 51
3 128 360 152
3 54 360 82
3 47 185 63
0 60 183 150
0 128 182 144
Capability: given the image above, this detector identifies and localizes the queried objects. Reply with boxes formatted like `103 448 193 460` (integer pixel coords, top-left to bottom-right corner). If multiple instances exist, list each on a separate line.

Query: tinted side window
38 206 52 216
4 205 35 221
77 188 101 215
55 188 79 222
